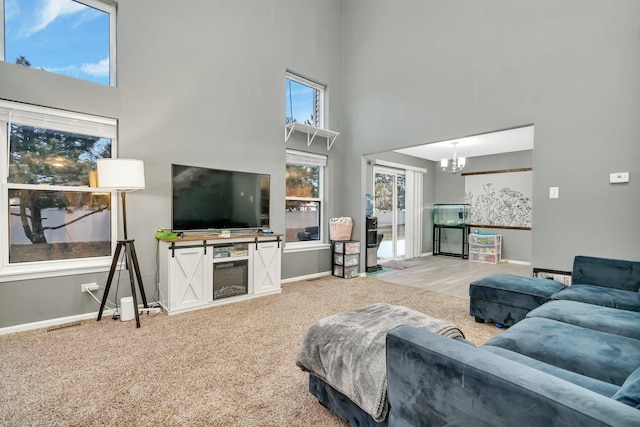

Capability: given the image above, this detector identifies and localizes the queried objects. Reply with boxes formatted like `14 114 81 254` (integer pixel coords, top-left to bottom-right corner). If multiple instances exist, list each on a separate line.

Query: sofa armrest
573 256 640 292
386 325 640 427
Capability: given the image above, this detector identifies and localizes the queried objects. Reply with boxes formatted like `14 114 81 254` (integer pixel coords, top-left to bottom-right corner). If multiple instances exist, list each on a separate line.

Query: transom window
1 0 116 86
285 71 325 128
285 150 327 246
0 100 117 279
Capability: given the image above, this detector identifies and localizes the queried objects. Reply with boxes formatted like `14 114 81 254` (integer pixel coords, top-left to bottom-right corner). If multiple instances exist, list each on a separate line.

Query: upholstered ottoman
296 303 464 425
470 274 566 327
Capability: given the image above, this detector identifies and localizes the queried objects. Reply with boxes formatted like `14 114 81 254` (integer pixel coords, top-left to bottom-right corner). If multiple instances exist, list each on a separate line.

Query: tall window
285 150 326 246
0 100 116 279
1 0 116 86
285 72 325 128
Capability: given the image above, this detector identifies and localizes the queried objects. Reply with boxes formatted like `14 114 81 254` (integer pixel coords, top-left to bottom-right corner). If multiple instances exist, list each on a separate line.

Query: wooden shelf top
158 233 282 243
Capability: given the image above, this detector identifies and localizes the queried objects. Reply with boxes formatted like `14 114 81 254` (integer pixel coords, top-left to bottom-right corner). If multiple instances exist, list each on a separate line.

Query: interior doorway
373 166 405 261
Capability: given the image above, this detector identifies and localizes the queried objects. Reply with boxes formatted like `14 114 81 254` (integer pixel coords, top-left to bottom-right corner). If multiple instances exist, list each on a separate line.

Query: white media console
158 233 282 314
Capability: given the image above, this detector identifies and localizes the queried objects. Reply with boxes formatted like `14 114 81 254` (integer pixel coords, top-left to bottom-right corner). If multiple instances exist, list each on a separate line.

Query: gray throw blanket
296 303 464 422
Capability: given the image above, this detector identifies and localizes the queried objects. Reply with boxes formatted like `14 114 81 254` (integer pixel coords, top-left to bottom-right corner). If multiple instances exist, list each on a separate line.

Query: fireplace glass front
212 259 248 300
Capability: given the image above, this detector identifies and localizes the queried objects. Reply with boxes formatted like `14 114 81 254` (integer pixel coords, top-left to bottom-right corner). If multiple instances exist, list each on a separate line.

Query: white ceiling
393 125 534 161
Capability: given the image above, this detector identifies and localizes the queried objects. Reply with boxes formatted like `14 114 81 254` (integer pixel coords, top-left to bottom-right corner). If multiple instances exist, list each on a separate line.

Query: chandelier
440 141 466 173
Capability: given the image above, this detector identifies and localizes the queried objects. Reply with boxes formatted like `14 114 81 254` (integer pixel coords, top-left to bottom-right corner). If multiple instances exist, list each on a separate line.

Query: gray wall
343 0 640 273
436 150 533 263
367 149 532 261
2 0 640 329
0 0 345 328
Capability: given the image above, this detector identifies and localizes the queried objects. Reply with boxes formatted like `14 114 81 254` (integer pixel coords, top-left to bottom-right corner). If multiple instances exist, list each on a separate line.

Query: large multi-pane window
285 72 325 128
285 150 326 246
1 0 116 86
0 100 116 278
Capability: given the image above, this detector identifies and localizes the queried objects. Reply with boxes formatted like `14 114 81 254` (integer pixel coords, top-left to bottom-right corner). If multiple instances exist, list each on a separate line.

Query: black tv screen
171 164 270 231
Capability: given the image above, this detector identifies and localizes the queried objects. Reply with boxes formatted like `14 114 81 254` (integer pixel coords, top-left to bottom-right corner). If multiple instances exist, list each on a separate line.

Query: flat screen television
171 164 270 232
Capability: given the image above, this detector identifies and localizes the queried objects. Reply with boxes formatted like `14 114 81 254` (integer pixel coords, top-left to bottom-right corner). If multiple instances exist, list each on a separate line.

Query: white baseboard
501 259 531 265
0 309 116 336
0 300 166 336
281 271 332 284
422 252 530 266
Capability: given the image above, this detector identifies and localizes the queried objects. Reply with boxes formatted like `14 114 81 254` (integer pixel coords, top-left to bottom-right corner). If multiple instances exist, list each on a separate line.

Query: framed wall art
464 168 532 229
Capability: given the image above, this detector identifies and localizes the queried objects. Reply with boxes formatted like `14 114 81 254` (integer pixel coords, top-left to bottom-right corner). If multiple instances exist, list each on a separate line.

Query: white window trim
0 0 117 87
0 1 4 61
283 242 331 254
286 71 326 129
285 149 327 250
0 100 118 282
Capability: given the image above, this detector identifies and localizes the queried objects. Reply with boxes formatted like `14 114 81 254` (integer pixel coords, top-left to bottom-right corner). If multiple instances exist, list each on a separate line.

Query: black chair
297 226 320 241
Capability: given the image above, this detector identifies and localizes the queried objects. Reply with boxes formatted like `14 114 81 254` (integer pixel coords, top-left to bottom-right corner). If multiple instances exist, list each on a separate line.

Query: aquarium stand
433 224 470 259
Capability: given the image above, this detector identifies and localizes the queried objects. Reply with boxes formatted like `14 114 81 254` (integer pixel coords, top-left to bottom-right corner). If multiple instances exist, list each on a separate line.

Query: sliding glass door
373 167 405 261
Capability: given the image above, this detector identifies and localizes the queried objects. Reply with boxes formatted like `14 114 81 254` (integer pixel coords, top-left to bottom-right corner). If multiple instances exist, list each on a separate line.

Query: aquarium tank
433 204 470 225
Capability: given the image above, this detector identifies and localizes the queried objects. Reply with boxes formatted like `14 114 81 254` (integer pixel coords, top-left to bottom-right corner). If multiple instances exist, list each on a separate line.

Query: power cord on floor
85 242 165 319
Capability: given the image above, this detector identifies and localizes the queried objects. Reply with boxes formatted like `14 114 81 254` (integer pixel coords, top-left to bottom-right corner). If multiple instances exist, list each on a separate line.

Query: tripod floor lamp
96 158 149 328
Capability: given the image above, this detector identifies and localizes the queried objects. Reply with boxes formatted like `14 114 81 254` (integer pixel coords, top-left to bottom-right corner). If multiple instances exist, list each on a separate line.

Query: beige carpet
0 276 502 426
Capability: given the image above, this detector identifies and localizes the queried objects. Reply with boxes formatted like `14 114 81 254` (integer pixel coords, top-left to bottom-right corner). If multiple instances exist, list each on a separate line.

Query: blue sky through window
286 78 315 126
4 0 111 85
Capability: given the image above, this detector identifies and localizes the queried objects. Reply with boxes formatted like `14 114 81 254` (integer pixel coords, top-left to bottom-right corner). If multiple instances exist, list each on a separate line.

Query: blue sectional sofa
306 256 640 426
385 255 640 426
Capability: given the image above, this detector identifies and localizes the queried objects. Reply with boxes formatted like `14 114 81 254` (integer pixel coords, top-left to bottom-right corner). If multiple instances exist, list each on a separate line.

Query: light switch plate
549 187 559 199
610 172 629 183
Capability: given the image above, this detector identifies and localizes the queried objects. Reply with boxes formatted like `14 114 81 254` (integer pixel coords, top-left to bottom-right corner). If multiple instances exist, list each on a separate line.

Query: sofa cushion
573 255 640 292
551 284 640 312
526 300 640 340
387 326 640 426
613 366 640 409
469 274 566 327
469 274 565 310
481 345 620 397
484 317 640 386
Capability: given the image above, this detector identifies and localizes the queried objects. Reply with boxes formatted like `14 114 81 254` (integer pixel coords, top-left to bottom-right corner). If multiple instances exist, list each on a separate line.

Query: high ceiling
393 125 534 161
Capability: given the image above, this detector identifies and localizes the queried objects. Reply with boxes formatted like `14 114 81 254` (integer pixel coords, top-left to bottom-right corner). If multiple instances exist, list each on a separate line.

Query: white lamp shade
97 158 145 191
458 157 466 167
440 159 448 168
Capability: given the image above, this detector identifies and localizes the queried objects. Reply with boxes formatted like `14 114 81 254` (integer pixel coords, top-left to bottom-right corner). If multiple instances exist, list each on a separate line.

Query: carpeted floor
0 275 502 426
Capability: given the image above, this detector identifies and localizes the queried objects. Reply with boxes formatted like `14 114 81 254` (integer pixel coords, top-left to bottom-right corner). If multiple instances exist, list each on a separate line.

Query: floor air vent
47 322 82 333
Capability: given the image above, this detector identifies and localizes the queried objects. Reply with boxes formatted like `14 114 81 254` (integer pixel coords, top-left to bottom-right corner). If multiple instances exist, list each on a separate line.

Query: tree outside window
285 150 326 245
1 101 116 269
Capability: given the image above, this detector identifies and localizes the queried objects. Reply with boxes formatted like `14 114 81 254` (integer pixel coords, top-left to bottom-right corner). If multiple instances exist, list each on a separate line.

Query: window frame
284 149 328 251
0 99 118 281
0 0 117 87
285 71 326 129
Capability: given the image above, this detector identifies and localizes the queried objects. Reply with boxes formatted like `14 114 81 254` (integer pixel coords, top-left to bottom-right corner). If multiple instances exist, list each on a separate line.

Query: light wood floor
371 255 531 298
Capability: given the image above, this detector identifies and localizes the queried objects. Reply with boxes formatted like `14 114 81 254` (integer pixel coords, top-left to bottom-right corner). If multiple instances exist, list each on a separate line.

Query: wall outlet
81 283 99 293
549 187 559 199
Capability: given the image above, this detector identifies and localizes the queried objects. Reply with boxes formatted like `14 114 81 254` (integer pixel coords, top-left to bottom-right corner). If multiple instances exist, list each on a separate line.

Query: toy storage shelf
469 234 502 264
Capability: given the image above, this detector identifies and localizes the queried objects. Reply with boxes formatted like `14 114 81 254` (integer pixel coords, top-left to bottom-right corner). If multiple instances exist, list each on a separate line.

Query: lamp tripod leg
127 240 148 308
97 240 148 328
97 242 124 321
124 242 141 328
